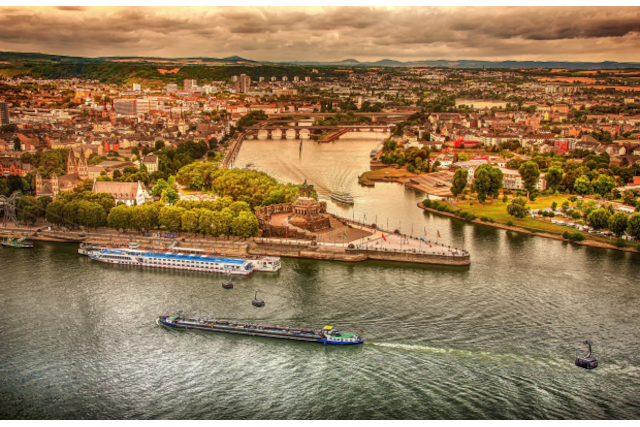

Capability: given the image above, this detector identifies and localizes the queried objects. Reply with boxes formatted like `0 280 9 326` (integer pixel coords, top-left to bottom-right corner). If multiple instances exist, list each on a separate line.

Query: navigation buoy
252 289 265 307
575 340 598 370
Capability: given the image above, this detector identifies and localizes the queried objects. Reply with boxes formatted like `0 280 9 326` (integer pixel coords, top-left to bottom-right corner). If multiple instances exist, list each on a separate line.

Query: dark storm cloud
0 6 638 62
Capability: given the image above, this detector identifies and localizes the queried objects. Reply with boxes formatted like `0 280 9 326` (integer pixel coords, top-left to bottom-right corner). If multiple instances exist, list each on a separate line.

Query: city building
92 180 148 206
113 99 137 115
184 79 197 92
0 157 32 177
132 83 141 92
166 84 178 93
113 99 150 116
236 74 251 93
0 102 9 125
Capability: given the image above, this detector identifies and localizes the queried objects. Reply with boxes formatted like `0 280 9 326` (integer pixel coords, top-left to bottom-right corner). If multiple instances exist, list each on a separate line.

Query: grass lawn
361 168 417 180
451 194 623 246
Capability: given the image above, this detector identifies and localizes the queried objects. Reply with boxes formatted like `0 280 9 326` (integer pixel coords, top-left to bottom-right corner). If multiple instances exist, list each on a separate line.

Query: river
1 132 639 419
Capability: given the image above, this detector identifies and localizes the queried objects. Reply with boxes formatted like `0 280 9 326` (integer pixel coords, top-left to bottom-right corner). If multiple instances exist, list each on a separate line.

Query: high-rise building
114 99 149 116
0 102 9 125
293 76 299 82
184 79 197 92
282 76 288 82
231 75 239 82
132 83 142 92
305 76 311 83
259 77 265 83
166 83 178 93
271 76 277 82
235 74 251 93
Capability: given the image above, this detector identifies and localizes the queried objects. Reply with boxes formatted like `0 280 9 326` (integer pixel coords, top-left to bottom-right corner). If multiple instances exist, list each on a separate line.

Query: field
451 195 626 247
359 168 417 184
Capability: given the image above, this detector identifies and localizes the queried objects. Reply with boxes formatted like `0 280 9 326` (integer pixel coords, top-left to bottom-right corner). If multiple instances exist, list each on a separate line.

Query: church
35 150 89 200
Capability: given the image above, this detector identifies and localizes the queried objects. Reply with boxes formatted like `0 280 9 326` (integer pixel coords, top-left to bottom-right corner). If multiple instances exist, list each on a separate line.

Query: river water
1 133 640 419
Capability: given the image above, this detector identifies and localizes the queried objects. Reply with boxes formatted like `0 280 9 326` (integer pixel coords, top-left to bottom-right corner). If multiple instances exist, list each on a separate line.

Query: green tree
19 196 43 225
151 178 172 197
623 190 637 206
45 200 66 226
181 209 201 234
506 196 529 219
574 175 593 195
592 174 616 199
608 212 629 237
84 202 107 229
198 209 215 236
228 201 251 216
159 206 185 232
0 177 10 196
450 168 468 201
218 208 234 238
231 211 260 238
587 208 611 230
518 161 540 200
155 140 165 151
546 166 564 193
473 164 503 203
626 213 640 238
107 204 132 230
160 188 179 205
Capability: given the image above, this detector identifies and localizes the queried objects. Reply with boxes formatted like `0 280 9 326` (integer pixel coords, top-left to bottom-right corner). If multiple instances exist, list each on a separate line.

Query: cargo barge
157 314 364 345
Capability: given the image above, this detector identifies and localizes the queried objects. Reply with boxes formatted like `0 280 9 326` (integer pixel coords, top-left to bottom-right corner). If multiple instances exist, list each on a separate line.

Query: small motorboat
575 340 598 370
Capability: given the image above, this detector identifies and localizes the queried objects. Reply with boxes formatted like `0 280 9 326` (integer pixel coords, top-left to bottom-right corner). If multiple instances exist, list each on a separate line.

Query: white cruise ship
80 246 281 274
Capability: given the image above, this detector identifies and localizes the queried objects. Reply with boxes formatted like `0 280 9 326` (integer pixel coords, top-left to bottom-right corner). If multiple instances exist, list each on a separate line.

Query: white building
92 180 149 207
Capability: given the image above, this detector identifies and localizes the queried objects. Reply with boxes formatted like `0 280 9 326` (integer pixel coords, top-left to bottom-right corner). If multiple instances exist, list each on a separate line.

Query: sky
1 6 640 63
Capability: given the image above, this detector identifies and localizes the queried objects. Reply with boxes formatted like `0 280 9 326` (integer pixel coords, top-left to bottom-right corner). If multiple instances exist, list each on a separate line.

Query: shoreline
417 203 640 255
0 227 470 267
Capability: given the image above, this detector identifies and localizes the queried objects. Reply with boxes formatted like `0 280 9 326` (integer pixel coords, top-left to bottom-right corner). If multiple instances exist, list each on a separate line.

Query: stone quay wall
347 248 471 266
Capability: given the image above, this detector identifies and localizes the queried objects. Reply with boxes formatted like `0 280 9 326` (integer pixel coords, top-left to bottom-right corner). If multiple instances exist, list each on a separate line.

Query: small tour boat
1 238 34 248
330 191 355 205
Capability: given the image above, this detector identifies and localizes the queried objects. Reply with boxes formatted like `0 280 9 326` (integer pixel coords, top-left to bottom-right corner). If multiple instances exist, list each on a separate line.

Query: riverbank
417 202 640 254
0 226 470 266
358 168 416 186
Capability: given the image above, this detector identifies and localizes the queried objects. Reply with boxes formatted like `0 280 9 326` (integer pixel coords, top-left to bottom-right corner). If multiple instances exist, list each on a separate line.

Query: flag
344 233 348 238
286 227 289 238
420 237 426 242
437 230 442 238
382 233 387 242
424 226 427 236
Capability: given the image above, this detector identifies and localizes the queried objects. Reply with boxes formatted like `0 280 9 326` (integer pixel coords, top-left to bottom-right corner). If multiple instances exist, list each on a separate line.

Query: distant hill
1 51 640 69
288 58 640 69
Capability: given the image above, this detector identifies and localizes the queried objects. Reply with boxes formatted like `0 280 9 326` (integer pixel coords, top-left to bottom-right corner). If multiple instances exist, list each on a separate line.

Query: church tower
35 171 43 198
51 173 59 196
77 149 88 178
67 150 77 175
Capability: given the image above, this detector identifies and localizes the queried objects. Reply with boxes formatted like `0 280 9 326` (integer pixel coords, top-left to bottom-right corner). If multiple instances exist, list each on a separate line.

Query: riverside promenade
1 221 470 266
